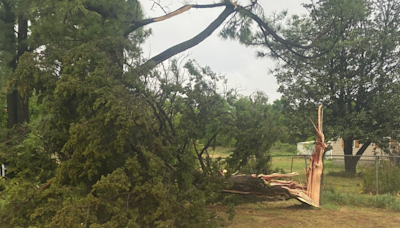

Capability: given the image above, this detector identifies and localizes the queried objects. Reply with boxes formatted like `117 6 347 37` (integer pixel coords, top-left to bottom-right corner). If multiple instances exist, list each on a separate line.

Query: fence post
375 156 379 195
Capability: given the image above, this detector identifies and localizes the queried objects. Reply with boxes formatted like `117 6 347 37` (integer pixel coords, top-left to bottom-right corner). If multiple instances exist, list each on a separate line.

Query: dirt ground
215 200 400 228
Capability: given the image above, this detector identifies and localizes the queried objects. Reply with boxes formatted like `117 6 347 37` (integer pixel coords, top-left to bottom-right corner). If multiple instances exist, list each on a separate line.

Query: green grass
208 146 234 158
207 147 400 227
323 191 400 210
270 157 364 193
269 156 308 184
269 151 298 156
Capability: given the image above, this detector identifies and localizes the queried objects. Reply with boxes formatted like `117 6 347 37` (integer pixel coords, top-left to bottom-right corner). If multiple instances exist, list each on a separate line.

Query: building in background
297 141 332 159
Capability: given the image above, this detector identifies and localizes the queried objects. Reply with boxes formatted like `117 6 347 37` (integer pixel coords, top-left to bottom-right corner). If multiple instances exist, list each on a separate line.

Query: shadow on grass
285 203 316 210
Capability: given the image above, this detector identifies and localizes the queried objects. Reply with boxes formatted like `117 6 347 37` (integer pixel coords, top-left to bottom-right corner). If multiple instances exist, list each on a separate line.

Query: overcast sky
140 0 308 102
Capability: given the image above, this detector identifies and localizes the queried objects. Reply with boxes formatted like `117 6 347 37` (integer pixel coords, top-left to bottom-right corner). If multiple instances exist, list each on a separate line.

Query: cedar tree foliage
0 0 337 226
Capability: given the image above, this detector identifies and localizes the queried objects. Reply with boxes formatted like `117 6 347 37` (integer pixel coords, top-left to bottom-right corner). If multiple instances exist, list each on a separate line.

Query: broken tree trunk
305 105 326 206
224 106 326 208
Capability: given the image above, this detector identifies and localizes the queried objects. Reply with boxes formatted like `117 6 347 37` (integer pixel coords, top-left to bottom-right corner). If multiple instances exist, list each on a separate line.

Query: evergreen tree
270 0 400 172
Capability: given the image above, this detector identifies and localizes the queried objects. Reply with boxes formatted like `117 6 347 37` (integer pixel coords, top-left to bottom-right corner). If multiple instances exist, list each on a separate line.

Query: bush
362 160 400 194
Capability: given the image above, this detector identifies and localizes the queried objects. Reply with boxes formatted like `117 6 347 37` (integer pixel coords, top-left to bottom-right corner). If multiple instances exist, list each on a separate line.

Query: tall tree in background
0 0 30 128
217 0 358 145
269 0 400 173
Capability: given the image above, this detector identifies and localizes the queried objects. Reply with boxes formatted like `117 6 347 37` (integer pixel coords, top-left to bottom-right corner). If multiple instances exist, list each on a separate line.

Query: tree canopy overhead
0 0 330 226
267 0 400 172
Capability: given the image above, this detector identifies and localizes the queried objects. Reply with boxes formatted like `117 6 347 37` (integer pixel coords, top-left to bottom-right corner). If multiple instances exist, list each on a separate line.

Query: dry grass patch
215 200 400 228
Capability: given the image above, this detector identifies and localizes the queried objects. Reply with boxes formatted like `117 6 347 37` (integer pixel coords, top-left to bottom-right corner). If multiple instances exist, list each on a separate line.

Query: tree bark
343 137 356 173
5 6 30 128
343 138 371 174
354 140 371 164
7 91 29 128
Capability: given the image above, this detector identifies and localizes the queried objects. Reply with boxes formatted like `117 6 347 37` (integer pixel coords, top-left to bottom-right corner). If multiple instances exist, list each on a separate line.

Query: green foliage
1 0 230 226
274 0 400 143
0 155 223 228
0 0 284 225
259 0 400 173
362 161 400 194
270 140 297 156
225 92 282 174
271 98 315 144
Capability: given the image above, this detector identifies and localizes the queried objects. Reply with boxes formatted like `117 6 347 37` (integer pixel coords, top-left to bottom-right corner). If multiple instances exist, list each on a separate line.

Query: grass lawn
215 200 400 228
208 147 400 227
270 157 364 194
206 146 400 228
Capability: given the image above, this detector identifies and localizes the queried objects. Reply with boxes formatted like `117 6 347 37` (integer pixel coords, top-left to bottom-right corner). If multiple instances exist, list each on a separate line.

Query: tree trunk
343 138 356 173
5 8 30 128
304 106 326 206
212 136 216 151
7 91 29 128
224 175 292 200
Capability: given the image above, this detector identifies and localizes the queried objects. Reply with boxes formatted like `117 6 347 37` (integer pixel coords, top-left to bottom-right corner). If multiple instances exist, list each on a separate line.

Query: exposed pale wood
305 105 326 206
258 172 299 181
153 5 194 22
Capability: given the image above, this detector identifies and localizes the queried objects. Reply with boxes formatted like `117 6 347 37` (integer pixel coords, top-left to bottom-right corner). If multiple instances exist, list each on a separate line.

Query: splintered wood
226 106 325 208
264 105 325 207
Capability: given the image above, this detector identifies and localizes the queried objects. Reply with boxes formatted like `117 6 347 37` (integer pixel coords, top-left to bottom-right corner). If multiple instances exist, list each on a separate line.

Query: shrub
362 160 400 194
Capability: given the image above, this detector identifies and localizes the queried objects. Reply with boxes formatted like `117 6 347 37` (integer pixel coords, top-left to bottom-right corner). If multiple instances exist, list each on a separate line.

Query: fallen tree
225 106 326 208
